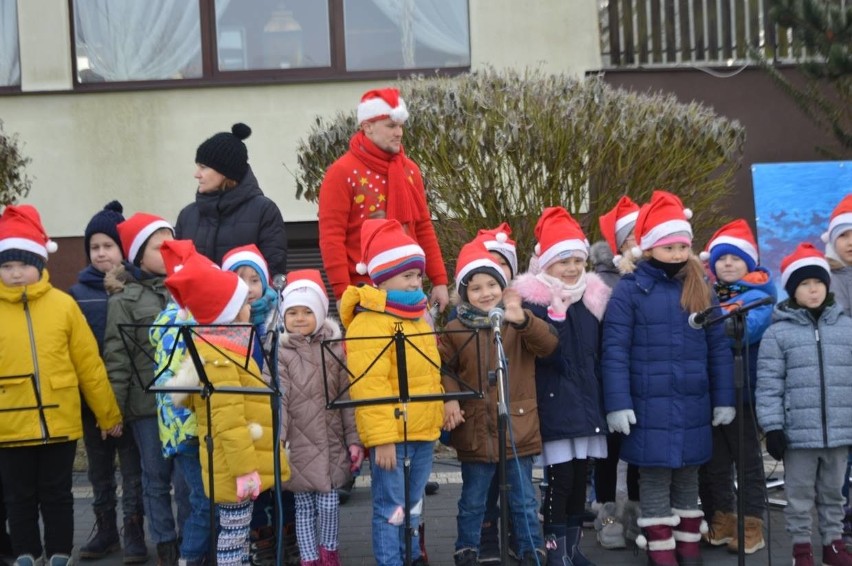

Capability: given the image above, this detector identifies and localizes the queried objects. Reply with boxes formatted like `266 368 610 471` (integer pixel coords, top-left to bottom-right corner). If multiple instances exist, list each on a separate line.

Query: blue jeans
130 417 191 543
370 441 434 566
457 457 543 556
174 439 210 560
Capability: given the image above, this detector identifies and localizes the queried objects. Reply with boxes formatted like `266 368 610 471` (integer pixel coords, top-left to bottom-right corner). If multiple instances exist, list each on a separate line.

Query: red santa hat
281 269 329 333
455 239 508 293
117 213 174 265
822 194 852 246
632 190 693 256
475 222 518 278
160 240 208 276
357 88 409 124
222 244 270 294
356 219 425 285
699 219 759 275
781 242 831 297
165 257 248 325
533 207 589 270
0 204 58 260
598 195 640 264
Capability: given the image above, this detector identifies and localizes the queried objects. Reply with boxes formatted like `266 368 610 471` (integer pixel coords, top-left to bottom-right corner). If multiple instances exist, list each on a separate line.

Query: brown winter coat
439 310 558 463
264 319 360 493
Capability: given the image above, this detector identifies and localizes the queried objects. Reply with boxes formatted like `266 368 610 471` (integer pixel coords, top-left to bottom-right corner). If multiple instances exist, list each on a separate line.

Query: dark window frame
67 0 471 93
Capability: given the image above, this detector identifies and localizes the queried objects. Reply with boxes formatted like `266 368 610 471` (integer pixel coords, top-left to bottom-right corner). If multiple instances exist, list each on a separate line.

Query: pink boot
823 539 852 566
319 547 341 566
673 508 707 566
636 515 679 566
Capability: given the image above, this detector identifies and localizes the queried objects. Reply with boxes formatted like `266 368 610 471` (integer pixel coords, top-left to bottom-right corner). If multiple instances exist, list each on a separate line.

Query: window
71 0 470 87
1 0 21 87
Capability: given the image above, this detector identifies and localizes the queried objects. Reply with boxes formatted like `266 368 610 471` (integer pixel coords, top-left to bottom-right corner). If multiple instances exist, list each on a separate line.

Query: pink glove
236 471 262 501
547 285 571 321
349 444 365 473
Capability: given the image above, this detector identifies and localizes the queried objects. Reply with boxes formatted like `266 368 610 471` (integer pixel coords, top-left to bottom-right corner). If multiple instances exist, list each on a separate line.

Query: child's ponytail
679 254 712 314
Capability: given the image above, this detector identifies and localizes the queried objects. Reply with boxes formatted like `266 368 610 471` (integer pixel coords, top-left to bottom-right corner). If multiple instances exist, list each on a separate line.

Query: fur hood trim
512 271 611 321
279 317 341 347
104 263 130 295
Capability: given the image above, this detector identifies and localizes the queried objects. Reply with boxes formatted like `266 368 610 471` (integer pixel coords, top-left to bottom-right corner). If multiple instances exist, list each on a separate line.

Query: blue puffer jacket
68 265 109 353
602 261 735 468
755 298 852 449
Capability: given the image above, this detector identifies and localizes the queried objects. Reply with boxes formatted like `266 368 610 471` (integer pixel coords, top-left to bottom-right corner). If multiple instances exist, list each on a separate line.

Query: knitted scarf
536 270 587 308
383 289 428 320
196 325 252 359
349 131 428 225
455 302 495 329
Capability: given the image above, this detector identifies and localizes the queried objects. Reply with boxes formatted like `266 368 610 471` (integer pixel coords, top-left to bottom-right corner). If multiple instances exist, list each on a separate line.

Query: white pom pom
389 104 409 124
631 246 642 259
534 243 541 256
355 262 368 275
821 231 830 243
699 519 709 534
699 251 710 262
174 264 184 273
495 232 508 243
613 254 622 266
46 240 58 253
247 422 263 440
683 208 693 220
635 534 647 549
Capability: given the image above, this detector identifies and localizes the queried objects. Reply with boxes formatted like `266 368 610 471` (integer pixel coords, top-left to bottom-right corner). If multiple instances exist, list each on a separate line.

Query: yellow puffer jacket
0 271 122 446
339 285 443 448
167 338 290 503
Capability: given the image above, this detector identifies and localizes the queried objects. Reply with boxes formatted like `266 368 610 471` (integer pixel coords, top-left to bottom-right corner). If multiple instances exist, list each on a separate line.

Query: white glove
606 409 636 435
712 406 735 427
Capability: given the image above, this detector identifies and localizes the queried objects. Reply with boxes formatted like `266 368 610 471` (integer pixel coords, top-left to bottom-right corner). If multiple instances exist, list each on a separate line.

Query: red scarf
349 131 429 225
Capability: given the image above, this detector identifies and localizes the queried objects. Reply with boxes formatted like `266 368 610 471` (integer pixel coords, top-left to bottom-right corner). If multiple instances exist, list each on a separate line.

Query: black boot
545 521 595 566
80 508 121 560
122 513 148 564
156 540 179 566
249 526 276 566
281 522 300 566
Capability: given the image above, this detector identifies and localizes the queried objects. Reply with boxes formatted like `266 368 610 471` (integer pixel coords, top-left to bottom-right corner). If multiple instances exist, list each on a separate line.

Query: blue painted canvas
752 161 852 299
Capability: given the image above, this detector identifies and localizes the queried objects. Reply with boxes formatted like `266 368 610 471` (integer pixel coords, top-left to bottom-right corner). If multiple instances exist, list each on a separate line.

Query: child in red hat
0 204 122 566
339 218 446 566
263 269 363 566
601 190 735 566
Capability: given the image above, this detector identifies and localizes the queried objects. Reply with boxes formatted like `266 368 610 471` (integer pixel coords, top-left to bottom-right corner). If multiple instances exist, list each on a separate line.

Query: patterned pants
294 491 340 561
218 500 253 565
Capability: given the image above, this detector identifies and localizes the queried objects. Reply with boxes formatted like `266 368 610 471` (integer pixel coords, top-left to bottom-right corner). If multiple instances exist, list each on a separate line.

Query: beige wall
1 0 601 235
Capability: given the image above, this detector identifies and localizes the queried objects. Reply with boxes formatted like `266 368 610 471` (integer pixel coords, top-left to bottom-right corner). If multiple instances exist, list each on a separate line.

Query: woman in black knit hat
175 123 288 275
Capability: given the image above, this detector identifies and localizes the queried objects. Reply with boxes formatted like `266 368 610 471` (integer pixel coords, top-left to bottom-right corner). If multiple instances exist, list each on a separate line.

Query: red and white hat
355 219 425 286
456 239 508 290
699 219 759 274
633 190 693 256
475 222 518 278
780 242 830 295
281 269 329 333
160 240 208 276
822 194 852 246
165 258 248 325
533 207 589 269
357 88 409 124
0 204 58 259
222 244 270 292
117 213 173 264
598 196 640 259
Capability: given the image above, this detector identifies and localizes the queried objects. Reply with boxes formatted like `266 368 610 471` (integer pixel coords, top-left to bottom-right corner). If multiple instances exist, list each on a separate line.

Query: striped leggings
294 491 340 561
217 500 253 565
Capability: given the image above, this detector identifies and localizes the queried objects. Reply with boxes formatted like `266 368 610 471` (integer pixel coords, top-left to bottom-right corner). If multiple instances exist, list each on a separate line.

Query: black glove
765 430 787 460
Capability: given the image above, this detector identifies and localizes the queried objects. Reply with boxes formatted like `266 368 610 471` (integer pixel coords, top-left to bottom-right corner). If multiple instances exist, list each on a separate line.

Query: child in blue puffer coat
602 191 734 566
756 243 852 566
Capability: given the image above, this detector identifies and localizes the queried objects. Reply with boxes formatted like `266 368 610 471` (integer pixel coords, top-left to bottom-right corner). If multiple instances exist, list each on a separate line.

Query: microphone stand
727 313 747 566
264 274 286 566
492 317 511 566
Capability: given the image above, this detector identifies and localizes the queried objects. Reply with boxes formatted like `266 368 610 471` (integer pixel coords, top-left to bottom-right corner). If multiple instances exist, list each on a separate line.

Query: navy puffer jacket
175 166 288 275
69 265 109 353
602 261 734 468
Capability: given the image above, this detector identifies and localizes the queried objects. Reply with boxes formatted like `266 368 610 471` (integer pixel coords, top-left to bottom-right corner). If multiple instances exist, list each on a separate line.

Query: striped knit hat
355 219 425 285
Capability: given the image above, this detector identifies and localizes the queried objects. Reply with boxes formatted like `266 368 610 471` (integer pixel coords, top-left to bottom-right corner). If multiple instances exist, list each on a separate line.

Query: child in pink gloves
264 270 363 565
164 253 290 566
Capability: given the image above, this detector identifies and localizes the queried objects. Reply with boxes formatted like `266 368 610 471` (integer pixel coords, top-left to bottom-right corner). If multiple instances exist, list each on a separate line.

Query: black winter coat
175 167 288 274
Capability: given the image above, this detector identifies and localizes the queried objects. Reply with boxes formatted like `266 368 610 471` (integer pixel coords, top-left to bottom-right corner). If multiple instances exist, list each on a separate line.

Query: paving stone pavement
69 457 830 565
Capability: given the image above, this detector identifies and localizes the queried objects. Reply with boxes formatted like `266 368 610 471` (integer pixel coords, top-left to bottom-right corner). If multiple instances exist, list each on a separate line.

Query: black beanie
784 264 831 298
84 200 125 261
0 249 45 274
195 123 251 183
458 265 506 302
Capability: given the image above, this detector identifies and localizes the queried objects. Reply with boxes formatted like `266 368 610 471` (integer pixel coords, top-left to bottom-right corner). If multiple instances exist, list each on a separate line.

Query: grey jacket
267 319 360 493
755 299 852 449
831 265 852 317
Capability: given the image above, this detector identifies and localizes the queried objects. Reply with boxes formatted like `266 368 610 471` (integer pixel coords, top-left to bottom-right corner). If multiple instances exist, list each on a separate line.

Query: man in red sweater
318 87 449 311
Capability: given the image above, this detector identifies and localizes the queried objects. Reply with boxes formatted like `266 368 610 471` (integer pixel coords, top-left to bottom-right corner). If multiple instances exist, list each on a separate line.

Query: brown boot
726 515 765 554
703 511 735 546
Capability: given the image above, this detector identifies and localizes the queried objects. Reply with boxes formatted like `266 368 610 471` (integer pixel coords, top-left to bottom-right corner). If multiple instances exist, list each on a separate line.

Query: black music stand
0 373 69 446
119 321 282 563
321 323 482 566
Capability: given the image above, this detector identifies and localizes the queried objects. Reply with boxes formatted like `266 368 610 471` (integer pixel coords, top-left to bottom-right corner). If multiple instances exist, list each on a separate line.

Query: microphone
488 307 505 333
688 296 775 330
271 273 286 292
687 308 713 330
